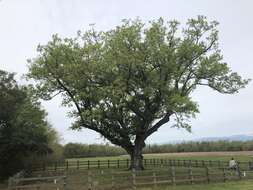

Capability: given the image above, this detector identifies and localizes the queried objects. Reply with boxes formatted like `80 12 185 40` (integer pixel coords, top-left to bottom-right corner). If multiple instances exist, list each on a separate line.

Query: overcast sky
0 0 252 144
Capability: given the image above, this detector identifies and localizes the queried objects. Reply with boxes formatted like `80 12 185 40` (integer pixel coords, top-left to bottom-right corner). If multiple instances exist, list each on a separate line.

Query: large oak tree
27 16 250 170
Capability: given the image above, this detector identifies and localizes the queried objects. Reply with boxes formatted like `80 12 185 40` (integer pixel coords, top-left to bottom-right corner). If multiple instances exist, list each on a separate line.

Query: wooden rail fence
9 166 253 190
31 158 253 172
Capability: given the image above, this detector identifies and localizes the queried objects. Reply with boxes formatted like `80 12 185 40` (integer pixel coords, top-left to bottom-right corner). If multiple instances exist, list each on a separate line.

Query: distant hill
195 134 253 142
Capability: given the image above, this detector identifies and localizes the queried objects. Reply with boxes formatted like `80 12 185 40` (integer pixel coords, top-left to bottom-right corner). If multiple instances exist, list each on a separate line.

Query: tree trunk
129 149 144 170
129 143 145 170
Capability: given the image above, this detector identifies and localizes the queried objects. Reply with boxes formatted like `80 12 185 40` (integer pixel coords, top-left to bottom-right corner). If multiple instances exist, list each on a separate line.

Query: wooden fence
31 158 253 172
9 166 253 190
8 176 67 190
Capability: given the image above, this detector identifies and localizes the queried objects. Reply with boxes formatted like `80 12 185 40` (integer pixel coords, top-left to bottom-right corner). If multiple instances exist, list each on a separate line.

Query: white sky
0 0 252 144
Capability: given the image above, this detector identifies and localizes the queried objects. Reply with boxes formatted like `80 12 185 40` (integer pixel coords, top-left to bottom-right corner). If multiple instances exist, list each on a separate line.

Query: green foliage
27 16 249 157
63 143 126 158
143 141 253 154
0 70 57 180
63 140 253 159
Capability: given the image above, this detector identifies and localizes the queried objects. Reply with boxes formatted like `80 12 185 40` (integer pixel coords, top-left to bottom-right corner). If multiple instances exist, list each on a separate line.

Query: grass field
56 151 253 173
3 152 253 190
4 178 253 190
2 181 253 190
67 151 253 162
139 181 253 190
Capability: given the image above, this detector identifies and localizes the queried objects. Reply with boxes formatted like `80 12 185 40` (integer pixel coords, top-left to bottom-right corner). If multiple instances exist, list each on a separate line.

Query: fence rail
31 158 253 172
9 166 253 190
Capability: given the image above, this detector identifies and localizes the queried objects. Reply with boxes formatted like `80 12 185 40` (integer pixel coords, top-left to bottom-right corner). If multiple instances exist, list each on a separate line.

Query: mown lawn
1 181 253 190
67 151 253 162
139 181 253 190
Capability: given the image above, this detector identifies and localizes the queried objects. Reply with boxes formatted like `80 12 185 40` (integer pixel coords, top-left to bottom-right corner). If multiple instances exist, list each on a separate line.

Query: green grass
62 152 253 171
67 152 253 162
3 179 253 190
139 181 253 190
28 152 253 190
30 167 253 190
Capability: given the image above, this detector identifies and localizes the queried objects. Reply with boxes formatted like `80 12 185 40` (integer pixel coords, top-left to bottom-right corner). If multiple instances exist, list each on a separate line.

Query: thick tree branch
144 111 173 139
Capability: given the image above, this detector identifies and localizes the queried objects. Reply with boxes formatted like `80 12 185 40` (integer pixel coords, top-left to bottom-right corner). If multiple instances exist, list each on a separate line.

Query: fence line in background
31 158 253 172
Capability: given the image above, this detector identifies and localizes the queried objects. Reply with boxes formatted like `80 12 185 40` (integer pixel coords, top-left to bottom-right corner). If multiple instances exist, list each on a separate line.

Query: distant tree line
143 141 253 153
63 143 126 158
62 140 253 158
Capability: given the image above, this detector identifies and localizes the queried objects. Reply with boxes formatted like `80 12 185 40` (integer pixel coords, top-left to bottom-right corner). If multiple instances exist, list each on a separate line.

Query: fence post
132 170 136 189
153 172 157 188
8 177 13 189
63 176 67 190
188 166 193 184
88 160 90 170
223 168 226 182
98 160 100 169
43 161 46 171
66 161 68 171
169 159 172 167
117 160 119 168
206 167 210 183
171 166 176 185
111 173 115 189
202 160 205 167
77 160 79 170
88 171 92 190
237 164 242 180
127 159 129 168
54 162 57 171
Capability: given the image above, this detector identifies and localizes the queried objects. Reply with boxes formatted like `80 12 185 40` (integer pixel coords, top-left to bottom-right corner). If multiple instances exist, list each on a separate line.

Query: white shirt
229 160 236 168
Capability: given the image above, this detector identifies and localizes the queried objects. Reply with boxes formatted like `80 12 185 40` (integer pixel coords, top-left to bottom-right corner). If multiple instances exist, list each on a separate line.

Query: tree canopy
27 16 250 169
0 70 54 179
